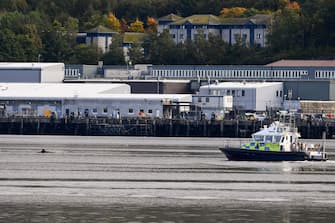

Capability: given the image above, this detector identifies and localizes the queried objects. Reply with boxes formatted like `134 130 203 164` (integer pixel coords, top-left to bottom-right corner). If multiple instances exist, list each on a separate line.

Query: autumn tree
220 7 247 18
146 17 158 33
288 1 300 10
120 18 129 32
129 18 145 33
105 12 121 32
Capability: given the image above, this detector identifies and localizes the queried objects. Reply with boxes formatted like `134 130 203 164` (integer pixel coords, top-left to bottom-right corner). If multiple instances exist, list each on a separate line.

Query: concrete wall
256 84 283 111
284 81 330 101
40 63 64 83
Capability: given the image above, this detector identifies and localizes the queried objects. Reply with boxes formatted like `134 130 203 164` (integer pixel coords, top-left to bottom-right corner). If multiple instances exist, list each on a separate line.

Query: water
0 135 334 222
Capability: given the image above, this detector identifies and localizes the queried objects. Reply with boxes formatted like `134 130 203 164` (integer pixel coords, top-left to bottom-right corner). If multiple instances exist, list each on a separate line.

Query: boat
220 113 328 161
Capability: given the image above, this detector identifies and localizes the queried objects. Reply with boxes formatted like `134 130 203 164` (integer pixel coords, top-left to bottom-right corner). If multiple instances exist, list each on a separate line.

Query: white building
0 83 191 119
198 82 283 111
84 25 118 53
192 94 232 120
0 63 64 83
158 14 270 47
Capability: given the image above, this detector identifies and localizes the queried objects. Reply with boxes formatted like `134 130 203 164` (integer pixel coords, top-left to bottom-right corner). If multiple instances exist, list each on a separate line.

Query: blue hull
220 148 309 161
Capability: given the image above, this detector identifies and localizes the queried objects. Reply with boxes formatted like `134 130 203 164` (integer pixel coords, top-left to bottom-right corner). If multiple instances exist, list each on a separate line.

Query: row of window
207 89 282 97
65 69 81 77
152 69 308 79
315 70 335 79
66 108 155 115
171 33 261 42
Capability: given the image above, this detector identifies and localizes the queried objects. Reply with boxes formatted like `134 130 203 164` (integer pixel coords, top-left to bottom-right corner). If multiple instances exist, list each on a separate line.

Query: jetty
0 116 334 139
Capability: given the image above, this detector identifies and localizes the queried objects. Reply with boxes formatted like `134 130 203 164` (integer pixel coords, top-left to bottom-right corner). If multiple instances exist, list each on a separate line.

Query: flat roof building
198 82 283 111
0 63 64 83
0 83 191 119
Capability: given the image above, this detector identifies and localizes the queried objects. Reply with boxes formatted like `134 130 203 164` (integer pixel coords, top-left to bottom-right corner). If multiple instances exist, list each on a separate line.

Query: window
242 90 245 97
227 90 231 95
265 136 273 142
140 109 144 113
103 107 108 113
232 90 235 96
206 97 210 103
180 34 184 39
280 91 283 97
92 108 98 113
129 108 134 114
276 91 279 97
257 33 262 39
148 109 153 114
198 97 202 103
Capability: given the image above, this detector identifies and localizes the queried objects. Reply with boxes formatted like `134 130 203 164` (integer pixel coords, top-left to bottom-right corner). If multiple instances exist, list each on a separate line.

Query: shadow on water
0 202 334 223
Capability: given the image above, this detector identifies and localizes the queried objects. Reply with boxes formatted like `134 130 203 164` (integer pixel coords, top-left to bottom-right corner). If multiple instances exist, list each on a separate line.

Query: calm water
0 135 334 222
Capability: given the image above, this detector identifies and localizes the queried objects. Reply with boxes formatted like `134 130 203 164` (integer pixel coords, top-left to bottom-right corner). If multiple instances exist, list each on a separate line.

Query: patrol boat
220 114 327 161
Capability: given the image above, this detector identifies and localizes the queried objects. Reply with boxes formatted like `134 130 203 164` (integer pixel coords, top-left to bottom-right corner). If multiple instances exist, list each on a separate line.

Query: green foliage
0 0 334 64
70 44 102 65
102 34 125 65
0 12 42 62
128 42 144 64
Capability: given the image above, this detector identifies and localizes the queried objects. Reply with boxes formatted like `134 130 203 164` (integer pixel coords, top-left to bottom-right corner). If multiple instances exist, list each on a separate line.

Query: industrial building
0 63 64 83
196 82 283 112
0 83 191 119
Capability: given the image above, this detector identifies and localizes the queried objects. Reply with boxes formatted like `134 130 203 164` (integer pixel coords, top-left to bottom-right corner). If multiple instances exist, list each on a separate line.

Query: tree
0 12 42 61
146 17 158 33
41 20 75 62
70 44 102 65
220 7 248 18
120 18 129 33
128 42 144 64
143 30 177 64
105 12 121 32
129 18 145 33
267 7 304 56
102 34 125 65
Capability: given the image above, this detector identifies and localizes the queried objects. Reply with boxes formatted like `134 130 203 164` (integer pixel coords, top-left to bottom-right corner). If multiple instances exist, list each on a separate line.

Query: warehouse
0 83 191 119
198 82 283 111
0 63 64 83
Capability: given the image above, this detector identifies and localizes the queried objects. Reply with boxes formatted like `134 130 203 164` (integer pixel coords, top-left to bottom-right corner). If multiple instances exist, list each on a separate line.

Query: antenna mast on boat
322 131 326 160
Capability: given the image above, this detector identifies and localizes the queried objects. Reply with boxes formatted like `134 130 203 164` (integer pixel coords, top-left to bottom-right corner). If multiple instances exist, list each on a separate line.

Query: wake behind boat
220 113 327 161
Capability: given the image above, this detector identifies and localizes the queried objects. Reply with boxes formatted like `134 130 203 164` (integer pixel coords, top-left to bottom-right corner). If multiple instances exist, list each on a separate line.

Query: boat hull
220 148 309 161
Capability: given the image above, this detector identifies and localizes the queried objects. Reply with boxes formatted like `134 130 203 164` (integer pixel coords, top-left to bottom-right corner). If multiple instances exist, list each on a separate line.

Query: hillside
0 0 334 65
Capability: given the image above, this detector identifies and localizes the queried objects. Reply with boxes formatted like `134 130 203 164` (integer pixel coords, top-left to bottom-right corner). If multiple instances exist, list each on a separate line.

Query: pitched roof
86 25 117 33
249 14 272 25
266 59 335 67
171 14 222 25
220 17 250 25
220 14 271 25
158 13 183 22
123 32 147 43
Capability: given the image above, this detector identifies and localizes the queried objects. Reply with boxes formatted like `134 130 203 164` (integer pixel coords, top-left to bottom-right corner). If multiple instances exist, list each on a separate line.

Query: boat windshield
253 135 264 142
274 136 282 143
265 135 273 142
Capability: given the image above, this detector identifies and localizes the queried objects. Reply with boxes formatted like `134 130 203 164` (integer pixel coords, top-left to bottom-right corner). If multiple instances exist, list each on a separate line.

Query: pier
0 117 334 139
